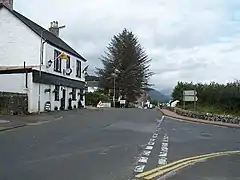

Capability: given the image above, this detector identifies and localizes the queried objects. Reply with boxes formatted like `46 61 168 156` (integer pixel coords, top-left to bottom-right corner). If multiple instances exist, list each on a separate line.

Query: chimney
49 21 60 37
0 0 13 10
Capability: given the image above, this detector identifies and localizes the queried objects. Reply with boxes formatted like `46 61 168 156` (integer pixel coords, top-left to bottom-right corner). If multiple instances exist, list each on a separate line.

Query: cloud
14 0 240 94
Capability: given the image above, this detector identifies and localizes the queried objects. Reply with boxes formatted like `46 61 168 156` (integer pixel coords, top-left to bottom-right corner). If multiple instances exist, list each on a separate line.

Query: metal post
183 91 185 109
38 31 45 114
113 76 116 108
194 91 196 111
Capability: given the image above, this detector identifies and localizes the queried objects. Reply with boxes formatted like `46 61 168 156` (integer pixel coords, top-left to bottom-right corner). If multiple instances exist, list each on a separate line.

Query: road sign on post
183 96 198 102
183 90 197 96
183 90 198 111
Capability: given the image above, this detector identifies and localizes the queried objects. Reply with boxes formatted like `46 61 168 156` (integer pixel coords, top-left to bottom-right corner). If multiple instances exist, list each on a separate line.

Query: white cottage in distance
0 1 87 113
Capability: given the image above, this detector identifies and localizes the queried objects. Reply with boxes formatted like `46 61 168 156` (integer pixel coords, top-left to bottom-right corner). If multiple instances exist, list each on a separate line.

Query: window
76 60 81 78
66 55 70 69
54 85 60 101
72 88 76 100
54 50 61 72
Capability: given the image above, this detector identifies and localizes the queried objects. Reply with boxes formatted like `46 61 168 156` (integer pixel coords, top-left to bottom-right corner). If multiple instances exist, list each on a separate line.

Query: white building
86 81 99 93
0 1 87 113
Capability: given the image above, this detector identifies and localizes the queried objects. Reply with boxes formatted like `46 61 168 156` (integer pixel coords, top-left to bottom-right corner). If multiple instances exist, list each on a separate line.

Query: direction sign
183 90 197 96
183 96 198 102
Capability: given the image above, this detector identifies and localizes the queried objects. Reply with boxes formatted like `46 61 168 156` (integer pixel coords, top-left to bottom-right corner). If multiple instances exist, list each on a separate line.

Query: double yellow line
135 150 240 179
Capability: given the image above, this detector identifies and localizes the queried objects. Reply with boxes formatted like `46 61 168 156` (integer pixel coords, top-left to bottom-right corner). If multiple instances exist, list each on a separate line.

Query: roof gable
0 3 86 61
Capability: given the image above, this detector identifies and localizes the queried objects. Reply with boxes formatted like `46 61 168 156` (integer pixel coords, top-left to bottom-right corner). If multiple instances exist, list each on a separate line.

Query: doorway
60 89 66 110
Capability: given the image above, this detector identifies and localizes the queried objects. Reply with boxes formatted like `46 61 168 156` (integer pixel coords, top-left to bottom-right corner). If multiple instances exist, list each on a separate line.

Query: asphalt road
0 108 239 180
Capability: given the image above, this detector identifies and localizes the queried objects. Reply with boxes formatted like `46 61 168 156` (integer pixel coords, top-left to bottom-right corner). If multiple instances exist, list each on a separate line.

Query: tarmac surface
0 108 239 180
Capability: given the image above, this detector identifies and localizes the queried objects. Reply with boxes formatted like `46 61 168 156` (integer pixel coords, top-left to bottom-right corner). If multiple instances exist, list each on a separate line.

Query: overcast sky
14 0 240 94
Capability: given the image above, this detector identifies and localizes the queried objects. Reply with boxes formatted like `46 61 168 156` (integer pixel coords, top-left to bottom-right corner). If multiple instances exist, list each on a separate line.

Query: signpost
183 96 198 102
183 90 196 96
183 90 198 111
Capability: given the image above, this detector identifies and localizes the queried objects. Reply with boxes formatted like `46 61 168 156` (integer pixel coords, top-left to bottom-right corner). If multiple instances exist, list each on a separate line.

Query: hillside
146 88 171 102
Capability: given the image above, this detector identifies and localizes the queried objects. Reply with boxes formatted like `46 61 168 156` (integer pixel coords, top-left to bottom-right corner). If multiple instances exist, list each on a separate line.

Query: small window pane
76 60 81 78
54 50 61 73
66 56 70 69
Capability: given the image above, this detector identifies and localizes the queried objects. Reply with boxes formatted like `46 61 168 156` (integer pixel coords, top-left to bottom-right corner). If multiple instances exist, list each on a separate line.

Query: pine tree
96 29 153 102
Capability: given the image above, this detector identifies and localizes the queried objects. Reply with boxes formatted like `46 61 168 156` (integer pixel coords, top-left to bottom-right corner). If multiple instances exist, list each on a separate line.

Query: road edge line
0 124 26 132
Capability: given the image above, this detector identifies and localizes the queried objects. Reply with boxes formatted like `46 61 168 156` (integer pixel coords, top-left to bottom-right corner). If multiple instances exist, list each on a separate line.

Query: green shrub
85 92 110 106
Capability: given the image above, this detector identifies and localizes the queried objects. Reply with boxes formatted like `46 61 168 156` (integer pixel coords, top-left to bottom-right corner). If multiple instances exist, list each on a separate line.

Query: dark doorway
60 89 66 110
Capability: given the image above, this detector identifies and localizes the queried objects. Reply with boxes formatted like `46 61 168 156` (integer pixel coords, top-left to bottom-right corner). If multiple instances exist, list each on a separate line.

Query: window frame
76 60 81 78
66 55 70 69
54 50 61 73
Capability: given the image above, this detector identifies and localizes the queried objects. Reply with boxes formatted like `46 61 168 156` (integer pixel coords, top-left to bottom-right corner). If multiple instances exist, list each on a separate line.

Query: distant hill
146 88 171 102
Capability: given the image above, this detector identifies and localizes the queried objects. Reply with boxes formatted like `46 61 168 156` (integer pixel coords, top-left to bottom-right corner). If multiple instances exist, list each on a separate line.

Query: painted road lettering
138 157 148 163
159 135 169 165
152 133 158 138
133 116 164 174
161 146 168 152
150 138 156 142
143 150 151 156
134 165 145 173
148 141 155 146
145 146 153 150
159 152 167 157
158 157 167 165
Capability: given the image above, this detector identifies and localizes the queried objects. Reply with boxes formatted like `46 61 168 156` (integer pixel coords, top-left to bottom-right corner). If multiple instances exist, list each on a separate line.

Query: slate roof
0 3 86 61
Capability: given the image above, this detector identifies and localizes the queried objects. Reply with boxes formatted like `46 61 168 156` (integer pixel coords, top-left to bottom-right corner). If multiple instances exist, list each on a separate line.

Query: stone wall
0 92 28 115
167 107 240 125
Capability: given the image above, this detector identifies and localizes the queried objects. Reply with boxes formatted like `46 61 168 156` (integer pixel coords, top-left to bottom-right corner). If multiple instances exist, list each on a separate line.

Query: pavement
160 108 240 128
0 119 26 131
0 108 239 180
0 108 98 131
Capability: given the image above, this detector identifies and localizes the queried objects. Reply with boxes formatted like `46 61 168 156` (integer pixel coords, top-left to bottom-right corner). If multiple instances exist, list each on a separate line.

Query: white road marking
134 165 145 173
134 116 165 175
158 132 169 165
157 116 165 124
143 150 152 156
150 138 156 142
159 152 168 157
161 147 168 151
163 138 168 142
162 143 168 147
148 141 155 146
27 121 51 126
146 146 153 150
158 157 167 165
138 157 148 163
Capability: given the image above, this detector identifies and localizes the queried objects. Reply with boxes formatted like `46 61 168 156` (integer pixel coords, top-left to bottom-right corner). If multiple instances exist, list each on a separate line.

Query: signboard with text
183 96 198 102
183 90 197 96
183 90 198 102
